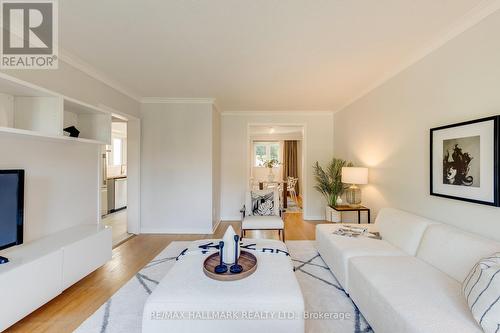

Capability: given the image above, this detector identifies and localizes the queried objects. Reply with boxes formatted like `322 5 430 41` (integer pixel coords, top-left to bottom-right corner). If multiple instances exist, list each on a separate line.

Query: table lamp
342 167 368 206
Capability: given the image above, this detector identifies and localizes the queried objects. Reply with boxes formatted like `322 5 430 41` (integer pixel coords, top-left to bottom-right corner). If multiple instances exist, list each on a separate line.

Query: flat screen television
0 170 24 251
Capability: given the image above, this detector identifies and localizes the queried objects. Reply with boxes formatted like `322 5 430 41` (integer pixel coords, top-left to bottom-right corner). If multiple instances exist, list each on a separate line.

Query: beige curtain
283 140 299 195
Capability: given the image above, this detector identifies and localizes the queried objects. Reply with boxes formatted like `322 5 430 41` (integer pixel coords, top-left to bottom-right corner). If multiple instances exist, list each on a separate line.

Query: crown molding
334 0 500 114
221 111 334 116
59 50 142 102
141 97 216 104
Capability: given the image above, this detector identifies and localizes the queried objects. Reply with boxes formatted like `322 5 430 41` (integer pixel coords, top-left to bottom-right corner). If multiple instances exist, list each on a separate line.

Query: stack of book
333 226 381 239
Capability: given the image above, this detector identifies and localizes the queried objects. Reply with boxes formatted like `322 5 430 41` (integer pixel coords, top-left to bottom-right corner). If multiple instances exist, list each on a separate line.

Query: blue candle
230 235 243 274
215 241 228 274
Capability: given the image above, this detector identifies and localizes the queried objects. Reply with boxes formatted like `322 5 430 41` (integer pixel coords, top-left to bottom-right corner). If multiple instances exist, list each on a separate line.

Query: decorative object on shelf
63 125 80 138
203 250 257 281
342 167 369 206
431 116 499 206
222 226 240 264
214 241 228 274
263 158 280 182
313 158 353 222
230 235 243 274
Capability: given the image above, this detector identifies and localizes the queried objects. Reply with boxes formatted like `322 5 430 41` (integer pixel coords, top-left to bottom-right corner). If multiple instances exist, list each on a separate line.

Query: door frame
246 123 307 215
99 105 141 234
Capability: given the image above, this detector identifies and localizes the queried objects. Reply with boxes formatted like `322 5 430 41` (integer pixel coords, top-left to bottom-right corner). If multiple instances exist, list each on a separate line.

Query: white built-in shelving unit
0 73 111 145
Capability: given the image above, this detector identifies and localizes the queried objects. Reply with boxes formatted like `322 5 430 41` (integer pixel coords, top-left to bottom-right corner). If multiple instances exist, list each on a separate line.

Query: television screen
0 170 24 250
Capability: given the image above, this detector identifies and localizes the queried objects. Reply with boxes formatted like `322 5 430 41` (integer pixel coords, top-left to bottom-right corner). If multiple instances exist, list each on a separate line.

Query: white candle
222 225 240 265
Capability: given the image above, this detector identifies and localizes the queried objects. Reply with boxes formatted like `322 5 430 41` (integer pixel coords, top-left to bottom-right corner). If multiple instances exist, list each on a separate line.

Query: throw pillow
251 191 275 216
462 253 500 333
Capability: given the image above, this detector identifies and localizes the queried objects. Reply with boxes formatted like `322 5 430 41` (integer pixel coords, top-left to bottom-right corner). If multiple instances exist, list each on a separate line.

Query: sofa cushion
242 215 283 230
417 224 500 282
245 190 280 216
316 224 406 293
348 256 483 333
462 253 500 333
375 208 433 255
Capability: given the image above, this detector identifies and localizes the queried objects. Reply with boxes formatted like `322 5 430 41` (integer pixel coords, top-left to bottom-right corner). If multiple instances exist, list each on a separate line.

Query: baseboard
220 216 241 221
303 215 325 221
140 227 214 234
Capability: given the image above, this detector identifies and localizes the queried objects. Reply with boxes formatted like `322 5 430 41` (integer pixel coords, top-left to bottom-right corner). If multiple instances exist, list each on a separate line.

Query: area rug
75 241 372 333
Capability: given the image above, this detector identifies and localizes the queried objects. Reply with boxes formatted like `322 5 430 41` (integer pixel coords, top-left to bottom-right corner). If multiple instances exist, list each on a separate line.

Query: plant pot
331 208 341 223
325 206 333 222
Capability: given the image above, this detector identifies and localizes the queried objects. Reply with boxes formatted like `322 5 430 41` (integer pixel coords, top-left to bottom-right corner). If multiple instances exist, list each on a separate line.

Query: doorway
101 115 131 246
247 125 305 214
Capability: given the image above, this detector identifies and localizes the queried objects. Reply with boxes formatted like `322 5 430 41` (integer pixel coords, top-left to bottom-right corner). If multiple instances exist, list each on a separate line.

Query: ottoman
142 239 304 333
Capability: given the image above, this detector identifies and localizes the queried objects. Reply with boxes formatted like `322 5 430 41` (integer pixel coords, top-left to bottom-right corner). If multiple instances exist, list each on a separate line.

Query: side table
333 205 371 224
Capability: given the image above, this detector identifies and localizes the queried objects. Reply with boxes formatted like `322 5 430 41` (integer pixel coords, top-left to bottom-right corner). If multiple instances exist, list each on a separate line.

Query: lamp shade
342 167 368 185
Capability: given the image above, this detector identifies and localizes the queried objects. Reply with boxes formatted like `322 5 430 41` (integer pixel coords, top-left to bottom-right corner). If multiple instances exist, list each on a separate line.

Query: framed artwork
430 116 499 206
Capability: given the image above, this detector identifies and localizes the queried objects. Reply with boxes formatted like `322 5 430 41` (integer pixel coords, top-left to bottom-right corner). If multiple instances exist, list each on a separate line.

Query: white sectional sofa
316 208 500 333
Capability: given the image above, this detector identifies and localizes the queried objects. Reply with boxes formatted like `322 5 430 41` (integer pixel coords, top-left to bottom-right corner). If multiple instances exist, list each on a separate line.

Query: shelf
0 73 111 145
63 97 112 144
0 126 108 144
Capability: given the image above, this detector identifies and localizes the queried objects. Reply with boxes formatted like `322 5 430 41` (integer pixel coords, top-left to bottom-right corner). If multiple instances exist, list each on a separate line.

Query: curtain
283 140 299 195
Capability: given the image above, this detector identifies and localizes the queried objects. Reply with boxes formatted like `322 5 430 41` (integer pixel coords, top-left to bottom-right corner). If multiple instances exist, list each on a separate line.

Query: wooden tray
203 250 257 281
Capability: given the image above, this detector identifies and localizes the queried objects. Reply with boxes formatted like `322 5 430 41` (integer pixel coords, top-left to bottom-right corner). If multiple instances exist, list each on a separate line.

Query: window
254 142 280 167
112 138 123 166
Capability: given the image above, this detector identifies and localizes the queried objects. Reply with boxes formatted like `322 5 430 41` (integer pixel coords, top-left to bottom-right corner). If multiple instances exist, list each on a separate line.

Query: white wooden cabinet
0 250 62 331
115 178 127 210
0 224 112 331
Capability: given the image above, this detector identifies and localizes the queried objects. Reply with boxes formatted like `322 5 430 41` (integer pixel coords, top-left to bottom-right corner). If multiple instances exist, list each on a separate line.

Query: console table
333 205 371 224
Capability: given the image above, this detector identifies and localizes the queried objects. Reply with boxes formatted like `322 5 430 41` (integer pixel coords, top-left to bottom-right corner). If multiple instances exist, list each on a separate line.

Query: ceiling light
269 127 275 134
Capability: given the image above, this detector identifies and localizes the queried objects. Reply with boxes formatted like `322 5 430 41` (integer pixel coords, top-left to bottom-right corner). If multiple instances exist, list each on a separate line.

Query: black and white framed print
430 116 499 206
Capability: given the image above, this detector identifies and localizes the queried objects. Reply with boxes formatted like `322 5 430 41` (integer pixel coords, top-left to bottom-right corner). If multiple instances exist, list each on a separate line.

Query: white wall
334 10 500 241
0 134 99 242
140 102 219 233
221 112 334 220
212 105 221 230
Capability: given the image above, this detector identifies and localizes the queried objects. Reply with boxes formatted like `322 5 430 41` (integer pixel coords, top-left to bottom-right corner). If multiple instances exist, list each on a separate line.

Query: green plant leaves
313 158 353 207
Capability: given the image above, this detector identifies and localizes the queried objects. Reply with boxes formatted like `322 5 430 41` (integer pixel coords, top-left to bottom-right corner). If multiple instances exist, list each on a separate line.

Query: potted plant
263 158 280 181
313 158 353 222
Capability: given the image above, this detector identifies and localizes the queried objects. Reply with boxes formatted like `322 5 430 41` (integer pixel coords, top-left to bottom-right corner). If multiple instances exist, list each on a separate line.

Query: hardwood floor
101 209 133 247
7 213 327 333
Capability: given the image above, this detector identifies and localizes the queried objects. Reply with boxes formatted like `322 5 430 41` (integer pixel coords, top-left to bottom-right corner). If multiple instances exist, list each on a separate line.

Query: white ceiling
59 0 499 111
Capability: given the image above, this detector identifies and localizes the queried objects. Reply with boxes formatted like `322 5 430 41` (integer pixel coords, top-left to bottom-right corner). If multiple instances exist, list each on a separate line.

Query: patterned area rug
75 241 372 333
